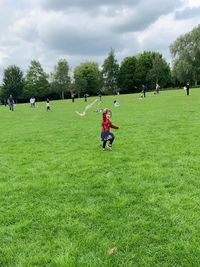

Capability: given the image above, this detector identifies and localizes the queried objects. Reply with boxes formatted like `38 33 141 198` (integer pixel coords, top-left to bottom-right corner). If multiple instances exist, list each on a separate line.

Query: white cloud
0 50 8 65
186 0 200 7
0 0 199 82
135 12 199 61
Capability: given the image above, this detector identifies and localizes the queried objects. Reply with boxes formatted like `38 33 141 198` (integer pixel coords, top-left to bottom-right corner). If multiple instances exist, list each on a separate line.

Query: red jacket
102 112 119 132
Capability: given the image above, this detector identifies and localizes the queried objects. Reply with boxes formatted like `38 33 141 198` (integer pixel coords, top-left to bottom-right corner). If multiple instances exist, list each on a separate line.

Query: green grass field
1 89 200 267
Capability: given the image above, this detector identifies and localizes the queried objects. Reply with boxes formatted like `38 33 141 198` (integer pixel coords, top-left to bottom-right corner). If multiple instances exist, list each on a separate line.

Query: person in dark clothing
142 85 147 98
46 98 50 111
8 95 14 111
186 82 190 96
71 93 75 102
84 94 89 102
2 99 7 106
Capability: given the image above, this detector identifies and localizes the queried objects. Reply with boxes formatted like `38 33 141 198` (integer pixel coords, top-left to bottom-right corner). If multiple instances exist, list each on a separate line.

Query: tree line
0 24 200 102
0 50 171 102
170 24 200 86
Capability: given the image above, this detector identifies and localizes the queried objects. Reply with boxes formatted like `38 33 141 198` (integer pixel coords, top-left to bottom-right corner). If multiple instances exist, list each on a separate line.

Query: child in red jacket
101 108 119 151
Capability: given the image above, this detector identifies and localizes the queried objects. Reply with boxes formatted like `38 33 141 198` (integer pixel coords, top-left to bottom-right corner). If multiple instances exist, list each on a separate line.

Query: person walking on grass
8 95 14 112
101 108 119 151
186 82 190 96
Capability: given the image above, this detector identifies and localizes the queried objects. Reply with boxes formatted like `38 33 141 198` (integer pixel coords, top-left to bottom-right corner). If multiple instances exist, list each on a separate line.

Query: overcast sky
0 0 200 80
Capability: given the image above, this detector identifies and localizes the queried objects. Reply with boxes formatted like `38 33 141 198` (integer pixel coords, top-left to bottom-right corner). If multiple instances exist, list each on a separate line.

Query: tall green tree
135 51 155 88
147 53 171 88
74 62 102 97
24 60 50 99
118 56 137 93
102 49 119 94
2 65 24 99
134 51 171 89
171 59 192 86
170 25 200 85
52 59 71 99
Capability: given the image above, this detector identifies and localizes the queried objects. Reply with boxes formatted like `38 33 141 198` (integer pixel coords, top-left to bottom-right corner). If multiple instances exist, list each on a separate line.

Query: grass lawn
1 89 200 266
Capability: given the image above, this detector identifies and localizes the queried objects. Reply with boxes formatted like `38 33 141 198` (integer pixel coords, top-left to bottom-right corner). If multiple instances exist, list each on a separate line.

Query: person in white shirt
114 100 120 107
30 97 35 108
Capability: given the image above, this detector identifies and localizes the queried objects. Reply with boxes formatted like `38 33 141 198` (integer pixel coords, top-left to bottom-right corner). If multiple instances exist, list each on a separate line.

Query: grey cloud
175 7 200 20
39 25 124 56
41 0 140 10
40 0 182 34
113 0 182 32
3 0 180 65
1 0 197 83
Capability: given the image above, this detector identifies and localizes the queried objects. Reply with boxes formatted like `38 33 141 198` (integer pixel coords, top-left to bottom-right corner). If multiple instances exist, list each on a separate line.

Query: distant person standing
84 93 89 102
186 82 190 96
71 92 75 102
156 83 160 94
30 97 35 108
46 98 50 111
8 95 14 112
142 85 147 98
2 99 7 106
